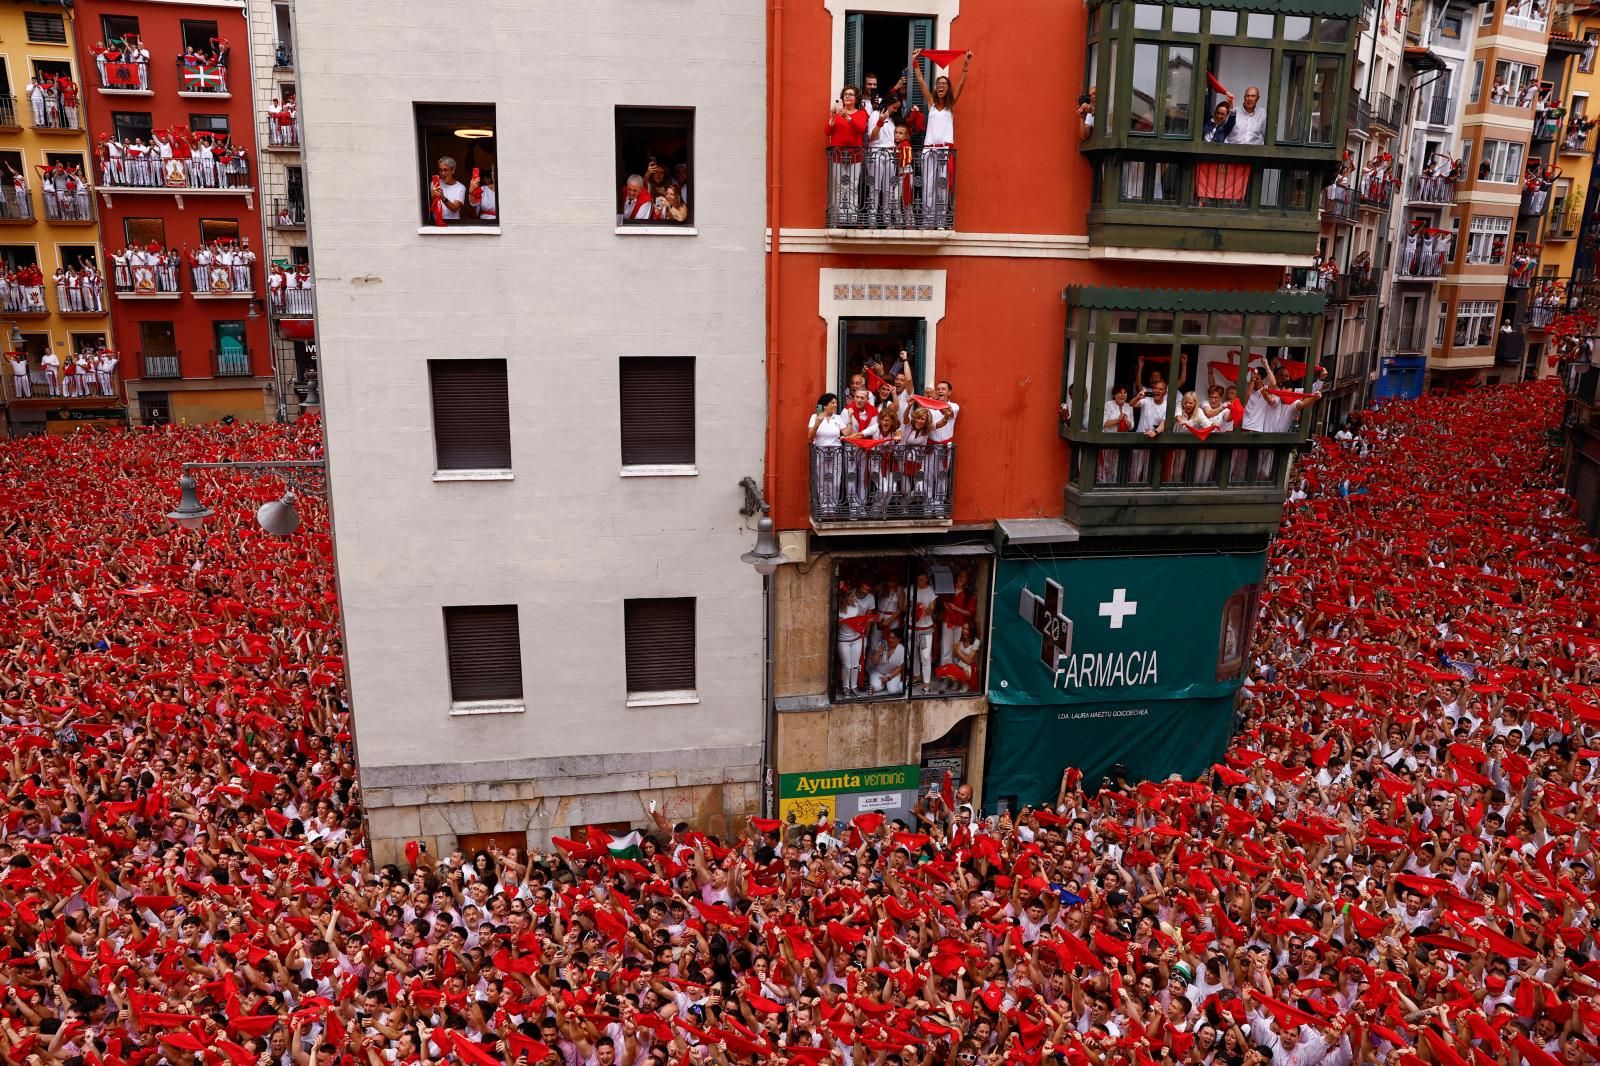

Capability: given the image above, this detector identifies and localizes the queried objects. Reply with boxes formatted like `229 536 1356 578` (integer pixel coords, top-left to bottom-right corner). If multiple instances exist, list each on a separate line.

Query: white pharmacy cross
1098 588 1139 629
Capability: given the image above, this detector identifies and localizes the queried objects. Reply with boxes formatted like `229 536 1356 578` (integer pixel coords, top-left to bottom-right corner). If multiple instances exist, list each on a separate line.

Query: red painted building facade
76 0 270 425
762 0 1356 815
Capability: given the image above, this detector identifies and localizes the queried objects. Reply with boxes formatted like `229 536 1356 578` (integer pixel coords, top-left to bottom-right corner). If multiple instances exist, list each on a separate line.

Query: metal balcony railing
1392 324 1430 352
1527 304 1559 328
273 284 314 317
1522 186 1551 216
212 348 252 377
1406 173 1458 204
1424 94 1454 126
0 187 34 221
1372 91 1406 131
1359 178 1394 211
98 153 251 190
1562 120 1596 155
810 441 955 524
41 187 93 222
2 361 120 402
268 114 299 148
0 94 19 128
1347 91 1372 133
273 196 305 227
826 146 955 231
1349 269 1380 298
274 41 294 68
141 351 181 379
1533 109 1563 142
176 56 229 94
1321 186 1357 224
95 57 149 92
192 260 254 295
1508 269 1536 289
30 97 82 132
114 265 182 296
0 285 46 315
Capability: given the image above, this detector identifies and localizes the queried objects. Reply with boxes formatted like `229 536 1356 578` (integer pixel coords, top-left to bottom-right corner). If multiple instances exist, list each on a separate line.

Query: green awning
1088 0 1362 17
1064 285 1328 316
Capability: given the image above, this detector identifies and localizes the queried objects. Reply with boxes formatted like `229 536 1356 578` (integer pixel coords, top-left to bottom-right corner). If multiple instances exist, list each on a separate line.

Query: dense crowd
0 381 1597 1066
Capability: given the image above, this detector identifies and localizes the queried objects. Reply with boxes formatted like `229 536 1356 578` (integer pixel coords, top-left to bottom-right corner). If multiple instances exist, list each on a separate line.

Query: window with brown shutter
619 357 695 467
443 605 523 703
25 13 66 44
429 359 511 471
623 598 696 694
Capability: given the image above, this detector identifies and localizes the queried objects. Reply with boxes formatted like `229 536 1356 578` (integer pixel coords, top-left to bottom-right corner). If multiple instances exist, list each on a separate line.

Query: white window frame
1453 300 1498 347
1481 140 1522 183
1466 215 1510 264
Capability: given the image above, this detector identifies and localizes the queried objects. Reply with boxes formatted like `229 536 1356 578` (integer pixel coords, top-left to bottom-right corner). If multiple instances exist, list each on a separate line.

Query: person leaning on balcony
1225 86 1266 145
1241 363 1276 431
1078 90 1096 143
828 86 869 224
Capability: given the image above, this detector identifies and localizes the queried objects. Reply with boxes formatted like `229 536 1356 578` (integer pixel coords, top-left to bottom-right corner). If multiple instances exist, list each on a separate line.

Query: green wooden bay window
1081 0 1360 254
1058 287 1328 535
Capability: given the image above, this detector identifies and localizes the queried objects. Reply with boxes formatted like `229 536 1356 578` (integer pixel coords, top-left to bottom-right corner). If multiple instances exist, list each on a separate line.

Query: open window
179 20 221 56
843 13 937 119
830 555 990 703
111 111 152 143
415 103 497 228
838 317 926 402
615 106 693 226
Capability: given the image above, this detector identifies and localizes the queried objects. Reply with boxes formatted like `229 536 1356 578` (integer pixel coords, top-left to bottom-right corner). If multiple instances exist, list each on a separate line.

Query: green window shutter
907 17 936 115
844 13 864 91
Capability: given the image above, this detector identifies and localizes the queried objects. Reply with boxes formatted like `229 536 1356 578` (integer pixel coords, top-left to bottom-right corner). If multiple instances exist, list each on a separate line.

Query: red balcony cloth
1195 161 1250 201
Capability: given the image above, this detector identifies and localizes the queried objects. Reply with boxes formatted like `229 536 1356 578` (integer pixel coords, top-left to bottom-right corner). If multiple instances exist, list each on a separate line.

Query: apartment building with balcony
296 0 767 861
0 2 119 437
74 0 271 426
766 0 1355 816
244 0 312 418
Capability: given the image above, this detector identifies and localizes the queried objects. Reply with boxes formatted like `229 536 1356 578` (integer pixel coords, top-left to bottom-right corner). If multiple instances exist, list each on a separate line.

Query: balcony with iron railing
1562 118 1596 155
273 41 294 68
1347 91 1372 134
272 196 305 228
30 98 82 133
1533 108 1564 143
0 186 34 223
42 187 94 224
1359 177 1394 212
272 283 314 317
1527 303 1559 328
1371 90 1406 132
1348 268 1380 298
1423 93 1454 126
1406 172 1458 205
211 348 253 377
114 267 182 298
1 362 121 405
809 441 955 529
1392 323 1431 352
825 146 955 233
0 286 48 317
1322 185 1358 224
94 57 150 93
1397 234 1449 281
267 114 299 149
1521 185 1551 216
0 94 18 130
175 56 229 96
140 351 181 379
96 155 252 202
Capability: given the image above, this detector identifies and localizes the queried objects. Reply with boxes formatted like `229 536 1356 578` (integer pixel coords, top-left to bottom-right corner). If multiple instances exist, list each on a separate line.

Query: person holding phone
809 392 850 514
430 156 467 224
826 86 869 225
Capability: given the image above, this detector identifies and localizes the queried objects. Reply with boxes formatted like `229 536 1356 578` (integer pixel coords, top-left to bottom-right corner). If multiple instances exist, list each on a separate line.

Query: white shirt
437 180 467 220
913 586 937 631
1242 387 1272 431
930 400 958 443
1134 393 1166 433
1227 102 1267 145
810 412 847 447
870 642 905 679
867 104 896 149
925 105 954 145
1104 399 1134 430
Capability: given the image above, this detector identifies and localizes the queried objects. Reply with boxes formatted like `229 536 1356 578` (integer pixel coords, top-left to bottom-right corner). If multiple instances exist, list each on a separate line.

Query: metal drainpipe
762 0 784 819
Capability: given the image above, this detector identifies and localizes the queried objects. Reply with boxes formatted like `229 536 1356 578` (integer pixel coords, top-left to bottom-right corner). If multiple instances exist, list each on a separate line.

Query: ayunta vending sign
777 764 919 829
984 551 1266 806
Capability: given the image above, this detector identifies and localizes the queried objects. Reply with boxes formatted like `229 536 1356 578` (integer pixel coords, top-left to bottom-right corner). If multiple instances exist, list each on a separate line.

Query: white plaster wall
292 0 767 772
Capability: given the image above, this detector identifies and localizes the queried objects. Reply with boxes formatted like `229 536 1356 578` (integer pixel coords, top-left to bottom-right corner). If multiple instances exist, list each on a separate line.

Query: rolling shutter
443 605 524 702
619 356 695 465
25 13 66 44
624 598 696 693
430 359 511 470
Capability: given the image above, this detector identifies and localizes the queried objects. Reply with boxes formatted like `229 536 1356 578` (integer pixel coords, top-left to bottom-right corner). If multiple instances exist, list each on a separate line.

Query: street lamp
164 460 326 535
740 514 783 576
165 473 215 530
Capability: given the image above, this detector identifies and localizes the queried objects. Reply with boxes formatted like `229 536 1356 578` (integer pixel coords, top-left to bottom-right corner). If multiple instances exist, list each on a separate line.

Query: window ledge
614 225 697 237
418 226 501 236
620 464 698 478
448 700 526 717
432 469 514 482
626 690 700 708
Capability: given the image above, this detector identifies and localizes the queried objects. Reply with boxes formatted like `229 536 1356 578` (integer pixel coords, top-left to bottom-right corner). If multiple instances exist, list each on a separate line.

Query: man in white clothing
40 350 59 396
7 351 29 397
929 378 959 508
1128 380 1166 482
1226 87 1267 145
